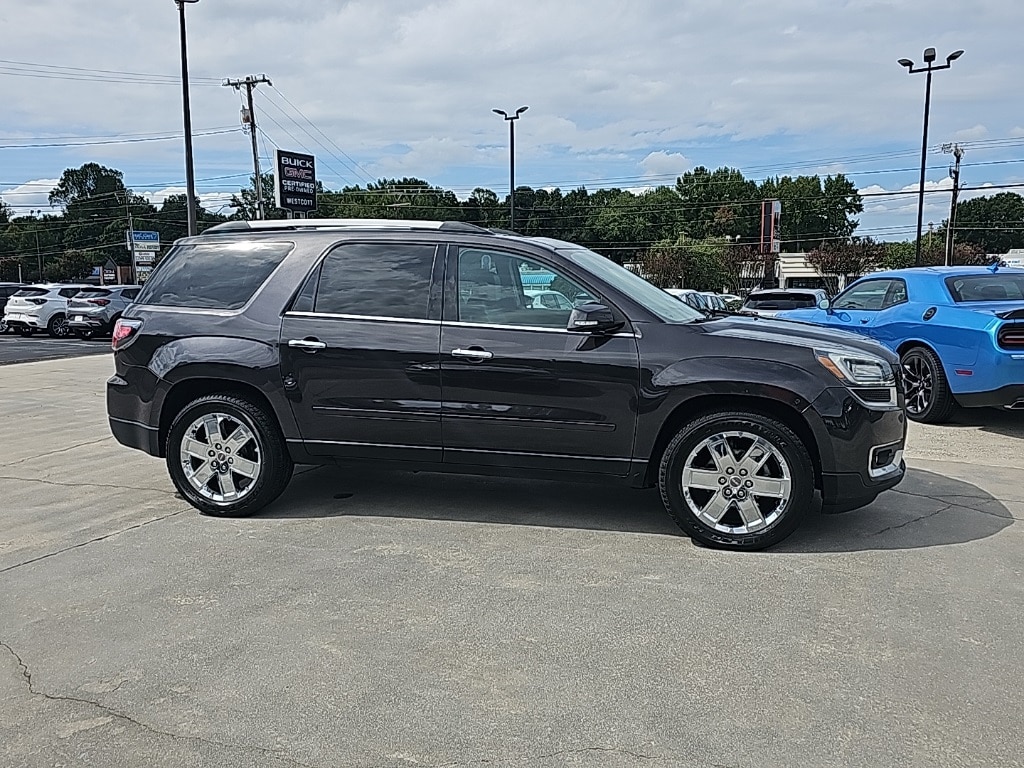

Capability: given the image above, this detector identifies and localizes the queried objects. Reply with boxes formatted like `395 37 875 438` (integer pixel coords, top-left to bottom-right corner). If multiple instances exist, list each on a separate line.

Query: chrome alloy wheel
179 412 262 504
680 431 792 534
902 354 933 416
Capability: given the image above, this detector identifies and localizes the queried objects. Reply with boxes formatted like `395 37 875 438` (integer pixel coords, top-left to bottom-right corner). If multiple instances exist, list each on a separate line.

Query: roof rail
202 218 490 234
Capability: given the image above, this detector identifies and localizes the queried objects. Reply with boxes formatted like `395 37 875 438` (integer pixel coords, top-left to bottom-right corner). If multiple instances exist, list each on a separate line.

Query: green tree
758 174 862 251
806 237 885 295
675 167 759 242
952 192 1024 253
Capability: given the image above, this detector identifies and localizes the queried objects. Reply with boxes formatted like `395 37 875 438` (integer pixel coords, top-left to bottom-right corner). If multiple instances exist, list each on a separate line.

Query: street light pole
175 0 200 237
492 106 529 231
898 47 964 267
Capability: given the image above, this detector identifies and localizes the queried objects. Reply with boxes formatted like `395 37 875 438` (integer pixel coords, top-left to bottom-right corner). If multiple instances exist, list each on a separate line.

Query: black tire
166 394 294 517
658 411 815 551
18 327 34 337
901 346 955 424
47 313 70 338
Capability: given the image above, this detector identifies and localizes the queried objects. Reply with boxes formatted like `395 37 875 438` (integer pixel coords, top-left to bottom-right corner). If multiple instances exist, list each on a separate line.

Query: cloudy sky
2 0 1022 240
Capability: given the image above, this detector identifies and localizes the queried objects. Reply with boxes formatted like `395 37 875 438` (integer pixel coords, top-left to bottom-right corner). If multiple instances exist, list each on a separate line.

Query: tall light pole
175 0 200 236
492 106 528 231
898 47 964 266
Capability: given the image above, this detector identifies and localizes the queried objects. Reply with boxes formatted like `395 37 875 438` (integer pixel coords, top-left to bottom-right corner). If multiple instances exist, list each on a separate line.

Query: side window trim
295 240 439 322
444 244 626 332
882 279 909 309
834 279 892 312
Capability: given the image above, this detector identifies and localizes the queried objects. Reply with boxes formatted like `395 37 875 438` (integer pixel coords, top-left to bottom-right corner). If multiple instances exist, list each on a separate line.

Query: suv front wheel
166 394 294 517
659 411 814 550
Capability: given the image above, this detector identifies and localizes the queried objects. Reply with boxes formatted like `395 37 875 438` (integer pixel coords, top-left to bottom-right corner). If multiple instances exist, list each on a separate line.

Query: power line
0 127 241 149
265 86 376 184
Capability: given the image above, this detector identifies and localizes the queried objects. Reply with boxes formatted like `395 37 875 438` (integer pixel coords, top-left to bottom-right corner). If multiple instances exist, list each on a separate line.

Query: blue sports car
777 265 1024 423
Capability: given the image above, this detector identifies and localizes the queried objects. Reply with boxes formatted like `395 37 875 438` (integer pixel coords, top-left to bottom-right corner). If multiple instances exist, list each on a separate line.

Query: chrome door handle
288 338 327 351
451 347 493 360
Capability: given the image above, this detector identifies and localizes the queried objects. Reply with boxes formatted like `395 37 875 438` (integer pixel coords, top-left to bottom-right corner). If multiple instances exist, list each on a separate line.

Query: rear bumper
955 384 1024 410
3 313 45 329
109 415 161 455
68 313 112 330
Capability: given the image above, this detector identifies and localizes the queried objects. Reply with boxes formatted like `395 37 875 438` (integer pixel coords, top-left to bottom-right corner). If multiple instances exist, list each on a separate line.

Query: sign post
273 149 317 217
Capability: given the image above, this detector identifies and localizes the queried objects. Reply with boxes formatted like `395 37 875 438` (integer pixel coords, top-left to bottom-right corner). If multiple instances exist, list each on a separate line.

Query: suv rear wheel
47 313 70 338
166 394 294 517
659 411 814 550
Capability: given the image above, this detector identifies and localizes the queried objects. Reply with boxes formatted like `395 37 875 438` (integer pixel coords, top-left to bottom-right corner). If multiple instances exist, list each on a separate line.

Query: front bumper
810 387 907 513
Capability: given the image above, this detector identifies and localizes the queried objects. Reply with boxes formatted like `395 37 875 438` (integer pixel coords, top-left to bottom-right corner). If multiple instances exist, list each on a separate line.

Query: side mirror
567 303 623 334
817 298 832 312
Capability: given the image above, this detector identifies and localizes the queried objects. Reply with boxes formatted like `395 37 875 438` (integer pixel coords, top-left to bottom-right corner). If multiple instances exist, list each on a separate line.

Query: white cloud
954 124 988 141
0 179 61 215
639 151 690 180
1009 127 1024 138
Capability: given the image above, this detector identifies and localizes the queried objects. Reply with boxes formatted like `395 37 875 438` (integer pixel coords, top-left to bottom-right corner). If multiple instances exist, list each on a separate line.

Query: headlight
815 349 895 386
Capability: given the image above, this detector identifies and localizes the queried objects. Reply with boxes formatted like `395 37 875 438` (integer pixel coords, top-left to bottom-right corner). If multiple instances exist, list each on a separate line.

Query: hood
698 315 899 363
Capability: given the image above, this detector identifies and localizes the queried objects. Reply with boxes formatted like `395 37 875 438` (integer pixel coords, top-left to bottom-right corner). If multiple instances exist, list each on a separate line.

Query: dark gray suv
107 219 906 550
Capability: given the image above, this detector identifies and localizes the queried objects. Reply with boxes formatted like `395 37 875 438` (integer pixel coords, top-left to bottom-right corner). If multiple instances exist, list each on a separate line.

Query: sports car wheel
901 346 955 424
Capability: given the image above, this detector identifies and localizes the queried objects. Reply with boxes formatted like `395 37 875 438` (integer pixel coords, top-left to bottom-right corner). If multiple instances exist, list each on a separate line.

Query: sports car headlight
815 349 895 386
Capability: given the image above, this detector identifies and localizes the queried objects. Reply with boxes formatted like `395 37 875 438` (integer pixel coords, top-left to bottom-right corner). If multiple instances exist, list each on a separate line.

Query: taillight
27 298 46 305
88 298 111 306
998 323 1024 350
111 318 143 351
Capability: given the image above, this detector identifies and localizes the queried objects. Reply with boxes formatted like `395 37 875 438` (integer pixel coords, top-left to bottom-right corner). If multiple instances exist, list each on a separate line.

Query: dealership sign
274 149 317 213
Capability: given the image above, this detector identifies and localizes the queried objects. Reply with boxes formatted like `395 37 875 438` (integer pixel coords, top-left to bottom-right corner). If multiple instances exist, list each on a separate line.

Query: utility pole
224 75 272 220
35 230 42 282
942 143 964 266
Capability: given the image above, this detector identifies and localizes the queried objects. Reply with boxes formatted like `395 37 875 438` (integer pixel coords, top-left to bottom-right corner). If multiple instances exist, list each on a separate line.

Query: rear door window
313 243 437 320
136 241 293 310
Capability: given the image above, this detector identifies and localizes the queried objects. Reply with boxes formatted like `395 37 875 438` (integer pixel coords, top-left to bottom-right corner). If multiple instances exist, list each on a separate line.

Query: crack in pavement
428 745 677 767
0 639 319 768
0 507 189 575
0 474 175 496
0 436 113 468
871 504 956 536
891 489 1018 520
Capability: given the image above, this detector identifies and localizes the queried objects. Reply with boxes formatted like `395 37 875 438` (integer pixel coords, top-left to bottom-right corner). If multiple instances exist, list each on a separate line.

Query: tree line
1 162 1021 288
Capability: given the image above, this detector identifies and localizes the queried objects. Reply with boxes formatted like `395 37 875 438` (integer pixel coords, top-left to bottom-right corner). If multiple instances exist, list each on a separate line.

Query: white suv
3 284 92 338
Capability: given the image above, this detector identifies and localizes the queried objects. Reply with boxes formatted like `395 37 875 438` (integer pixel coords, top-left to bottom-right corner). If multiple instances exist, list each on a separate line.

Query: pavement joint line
0 474 175 496
0 435 113 468
0 639 320 768
0 507 190 575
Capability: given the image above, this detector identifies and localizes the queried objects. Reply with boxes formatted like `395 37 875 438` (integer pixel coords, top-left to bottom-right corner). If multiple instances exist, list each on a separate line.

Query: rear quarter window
136 241 293 310
945 274 1024 302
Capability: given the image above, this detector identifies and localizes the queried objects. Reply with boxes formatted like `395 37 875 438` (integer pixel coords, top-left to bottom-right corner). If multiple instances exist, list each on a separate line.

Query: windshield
945 274 1024 302
558 248 704 322
744 292 818 310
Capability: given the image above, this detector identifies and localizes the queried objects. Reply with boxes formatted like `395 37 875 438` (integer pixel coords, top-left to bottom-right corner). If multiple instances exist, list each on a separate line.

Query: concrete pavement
1 355 1022 767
